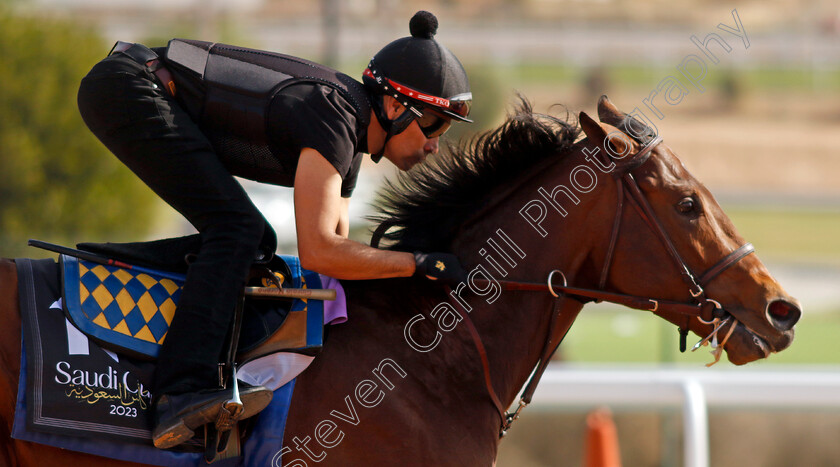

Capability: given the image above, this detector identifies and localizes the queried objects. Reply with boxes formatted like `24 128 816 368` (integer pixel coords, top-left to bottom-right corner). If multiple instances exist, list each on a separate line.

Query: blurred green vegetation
497 61 840 91
726 207 840 266
562 305 840 365
443 63 507 143
0 10 158 257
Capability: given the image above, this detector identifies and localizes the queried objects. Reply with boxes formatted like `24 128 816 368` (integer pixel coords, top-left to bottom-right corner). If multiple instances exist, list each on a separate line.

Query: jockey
77 10 471 449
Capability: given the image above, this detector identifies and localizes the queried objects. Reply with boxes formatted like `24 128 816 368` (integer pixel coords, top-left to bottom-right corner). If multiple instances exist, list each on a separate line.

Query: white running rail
527 364 840 467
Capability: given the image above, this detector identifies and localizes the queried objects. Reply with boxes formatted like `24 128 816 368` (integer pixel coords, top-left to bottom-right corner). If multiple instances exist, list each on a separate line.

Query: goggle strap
369 96 418 163
364 65 470 120
371 131 390 163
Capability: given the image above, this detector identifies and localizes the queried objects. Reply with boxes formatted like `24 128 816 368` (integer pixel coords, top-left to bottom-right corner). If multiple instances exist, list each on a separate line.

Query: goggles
416 108 451 138
388 105 452 139
442 93 472 121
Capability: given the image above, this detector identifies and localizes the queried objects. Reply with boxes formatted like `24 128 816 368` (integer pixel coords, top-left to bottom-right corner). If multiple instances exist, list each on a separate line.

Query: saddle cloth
61 253 325 360
12 257 347 466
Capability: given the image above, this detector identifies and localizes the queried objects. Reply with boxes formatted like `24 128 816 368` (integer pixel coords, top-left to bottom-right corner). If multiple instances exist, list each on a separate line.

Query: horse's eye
677 197 696 214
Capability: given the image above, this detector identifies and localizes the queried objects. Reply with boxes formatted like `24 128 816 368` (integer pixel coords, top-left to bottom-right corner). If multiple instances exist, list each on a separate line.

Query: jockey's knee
200 210 266 257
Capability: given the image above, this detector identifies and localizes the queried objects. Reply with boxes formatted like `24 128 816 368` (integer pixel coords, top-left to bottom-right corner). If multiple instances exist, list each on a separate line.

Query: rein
371 135 756 438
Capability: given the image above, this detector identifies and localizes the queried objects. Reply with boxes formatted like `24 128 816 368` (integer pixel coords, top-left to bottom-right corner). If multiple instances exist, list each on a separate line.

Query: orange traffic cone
582 407 621 467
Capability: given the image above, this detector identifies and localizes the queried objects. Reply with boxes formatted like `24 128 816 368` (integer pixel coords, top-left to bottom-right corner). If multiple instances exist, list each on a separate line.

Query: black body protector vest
163 39 371 185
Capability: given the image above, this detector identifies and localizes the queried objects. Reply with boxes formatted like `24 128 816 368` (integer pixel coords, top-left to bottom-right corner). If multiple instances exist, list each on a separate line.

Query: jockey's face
380 98 442 171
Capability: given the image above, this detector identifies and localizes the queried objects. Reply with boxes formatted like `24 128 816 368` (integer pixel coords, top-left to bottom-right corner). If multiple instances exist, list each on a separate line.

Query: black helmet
364 11 472 161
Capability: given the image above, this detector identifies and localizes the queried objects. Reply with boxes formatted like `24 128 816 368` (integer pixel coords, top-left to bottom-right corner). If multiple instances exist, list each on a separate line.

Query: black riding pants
77 53 271 397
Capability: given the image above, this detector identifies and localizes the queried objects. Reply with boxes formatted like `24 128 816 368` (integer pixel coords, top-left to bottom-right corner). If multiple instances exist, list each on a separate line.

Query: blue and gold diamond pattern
62 254 323 359
76 261 181 345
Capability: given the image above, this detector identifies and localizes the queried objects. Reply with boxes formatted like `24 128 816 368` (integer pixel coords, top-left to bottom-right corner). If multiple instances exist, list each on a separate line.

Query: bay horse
1 96 800 466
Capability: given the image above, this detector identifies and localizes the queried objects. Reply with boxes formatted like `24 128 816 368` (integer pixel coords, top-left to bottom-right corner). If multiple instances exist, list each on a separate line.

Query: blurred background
1 0 838 465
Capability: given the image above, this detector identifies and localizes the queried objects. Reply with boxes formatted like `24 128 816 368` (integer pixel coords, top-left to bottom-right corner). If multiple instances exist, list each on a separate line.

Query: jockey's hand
413 252 467 284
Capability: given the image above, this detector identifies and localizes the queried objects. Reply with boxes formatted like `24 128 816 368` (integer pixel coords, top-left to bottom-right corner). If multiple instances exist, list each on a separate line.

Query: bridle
483 135 755 436
370 134 756 438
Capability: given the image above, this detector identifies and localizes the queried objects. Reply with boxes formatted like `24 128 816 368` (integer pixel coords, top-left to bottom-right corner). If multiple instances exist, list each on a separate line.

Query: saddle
60 257 323 363
23 236 331 463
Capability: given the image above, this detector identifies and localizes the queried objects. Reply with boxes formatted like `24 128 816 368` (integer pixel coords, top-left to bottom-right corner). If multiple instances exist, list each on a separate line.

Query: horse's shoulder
0 258 20 445
0 259 17 299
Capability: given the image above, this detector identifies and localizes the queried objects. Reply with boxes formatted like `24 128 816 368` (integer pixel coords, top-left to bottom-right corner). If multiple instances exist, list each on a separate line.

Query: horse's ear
597 95 626 127
581 111 639 158
579 111 608 143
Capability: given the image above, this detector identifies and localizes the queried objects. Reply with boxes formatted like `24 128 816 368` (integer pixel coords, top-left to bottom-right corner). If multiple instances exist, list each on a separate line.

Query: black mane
372 99 579 252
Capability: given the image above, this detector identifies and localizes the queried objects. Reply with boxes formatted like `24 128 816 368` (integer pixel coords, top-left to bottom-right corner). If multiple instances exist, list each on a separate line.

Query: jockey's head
364 10 472 165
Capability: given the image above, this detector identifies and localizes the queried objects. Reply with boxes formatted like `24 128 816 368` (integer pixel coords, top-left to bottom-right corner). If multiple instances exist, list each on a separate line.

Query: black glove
414 252 467 284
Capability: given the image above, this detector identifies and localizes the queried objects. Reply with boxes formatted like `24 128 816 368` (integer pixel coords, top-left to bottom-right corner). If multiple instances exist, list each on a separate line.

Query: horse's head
373 95 799 367
578 96 800 365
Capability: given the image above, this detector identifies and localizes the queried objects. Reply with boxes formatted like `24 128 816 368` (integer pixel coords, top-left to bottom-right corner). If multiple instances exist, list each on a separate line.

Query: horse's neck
450 145 612 407
322 144 613 443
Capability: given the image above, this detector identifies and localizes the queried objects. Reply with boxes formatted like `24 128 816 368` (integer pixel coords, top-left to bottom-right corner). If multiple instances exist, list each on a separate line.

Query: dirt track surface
655 113 840 198
533 89 840 200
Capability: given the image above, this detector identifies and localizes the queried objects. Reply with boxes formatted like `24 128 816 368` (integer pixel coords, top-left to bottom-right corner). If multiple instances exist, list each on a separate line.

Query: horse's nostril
766 300 801 331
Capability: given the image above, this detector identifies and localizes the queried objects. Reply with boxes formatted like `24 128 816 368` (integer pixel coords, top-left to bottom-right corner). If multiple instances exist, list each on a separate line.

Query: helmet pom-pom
409 11 438 39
